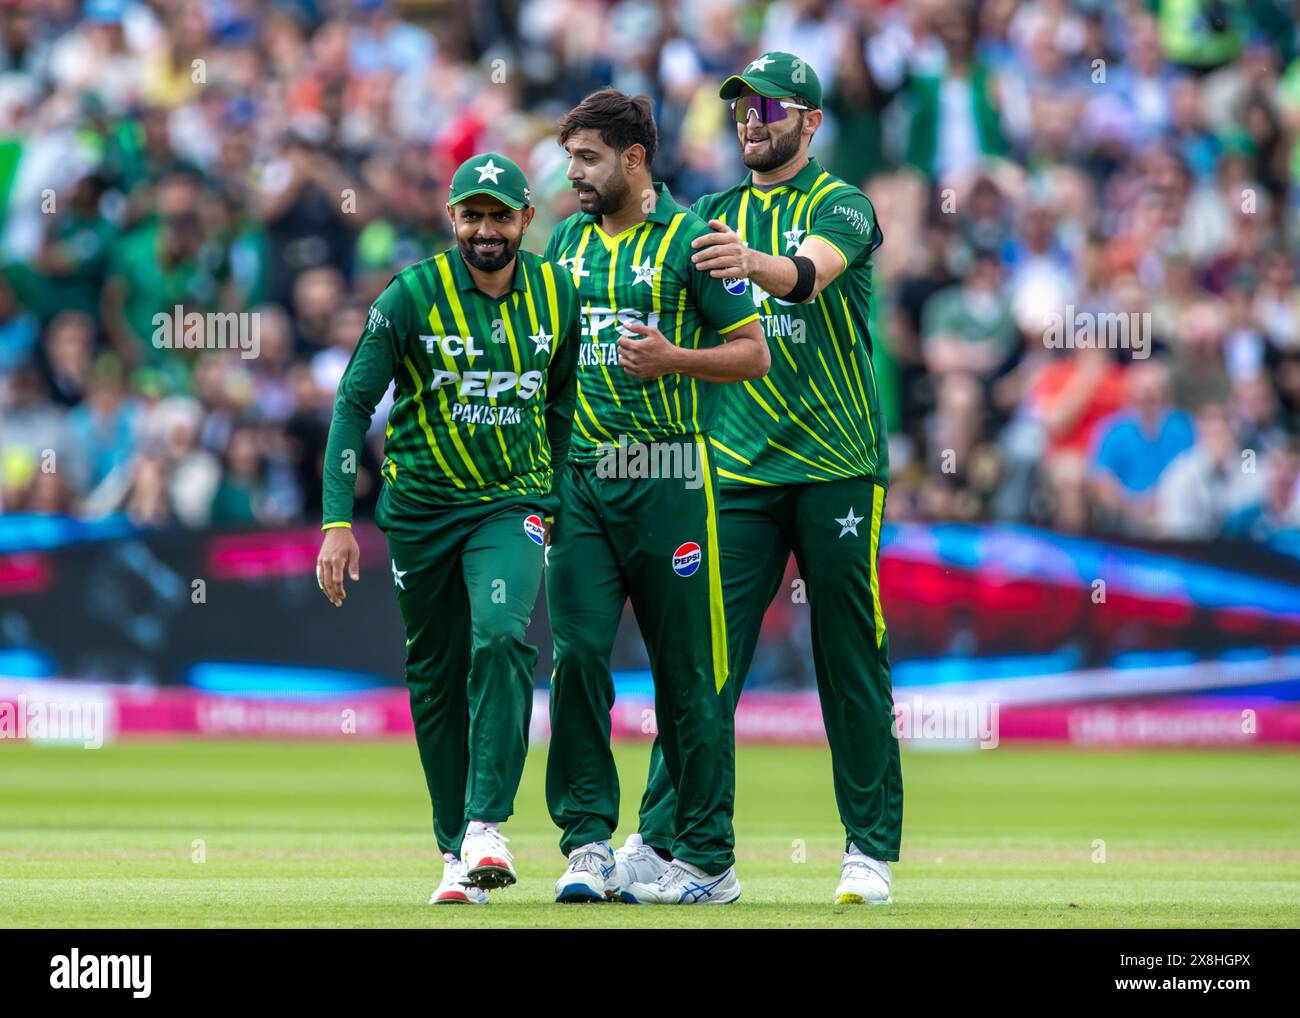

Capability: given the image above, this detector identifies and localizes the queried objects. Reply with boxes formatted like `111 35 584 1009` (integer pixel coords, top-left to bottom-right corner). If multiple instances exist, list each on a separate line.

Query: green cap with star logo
447 152 532 210
718 51 823 109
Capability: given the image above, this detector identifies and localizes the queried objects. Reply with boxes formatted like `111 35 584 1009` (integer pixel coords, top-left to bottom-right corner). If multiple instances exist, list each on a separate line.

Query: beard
461 234 519 272
741 116 804 172
577 172 632 217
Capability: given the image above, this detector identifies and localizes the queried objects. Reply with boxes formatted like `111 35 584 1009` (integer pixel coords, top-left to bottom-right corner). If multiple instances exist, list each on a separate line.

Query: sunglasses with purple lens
730 94 812 124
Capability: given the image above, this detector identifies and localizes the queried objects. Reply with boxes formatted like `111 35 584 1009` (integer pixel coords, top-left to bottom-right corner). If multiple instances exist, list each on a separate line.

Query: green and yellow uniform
322 153 579 857
705 157 887 488
636 53 903 865
543 182 758 874
323 248 578 517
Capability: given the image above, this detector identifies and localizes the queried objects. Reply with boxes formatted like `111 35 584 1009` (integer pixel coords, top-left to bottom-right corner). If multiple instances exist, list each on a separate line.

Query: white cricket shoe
461 826 516 889
613 833 670 893
623 859 741 905
554 840 616 903
834 843 892 905
430 854 487 905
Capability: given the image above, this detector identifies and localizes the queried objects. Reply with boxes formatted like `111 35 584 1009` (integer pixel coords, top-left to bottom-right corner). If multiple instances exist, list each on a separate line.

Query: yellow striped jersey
544 181 760 461
693 157 889 488
322 247 579 524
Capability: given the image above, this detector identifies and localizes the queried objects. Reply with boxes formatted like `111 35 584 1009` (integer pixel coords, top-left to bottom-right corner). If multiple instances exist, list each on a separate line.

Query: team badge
523 514 546 545
672 541 702 577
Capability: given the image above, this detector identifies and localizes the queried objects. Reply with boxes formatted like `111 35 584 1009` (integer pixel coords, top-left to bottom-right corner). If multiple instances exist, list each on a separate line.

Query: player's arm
691 231 842 301
619 317 768 383
620 221 768 383
545 272 580 476
317 283 405 606
690 190 881 304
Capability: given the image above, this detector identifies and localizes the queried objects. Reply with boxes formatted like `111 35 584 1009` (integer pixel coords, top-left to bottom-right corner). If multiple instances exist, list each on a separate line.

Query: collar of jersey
580 180 682 239
742 156 823 198
447 247 529 296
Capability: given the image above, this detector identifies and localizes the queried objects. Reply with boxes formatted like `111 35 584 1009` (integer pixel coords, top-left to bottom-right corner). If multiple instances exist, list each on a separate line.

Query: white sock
443 852 457 863
465 821 499 837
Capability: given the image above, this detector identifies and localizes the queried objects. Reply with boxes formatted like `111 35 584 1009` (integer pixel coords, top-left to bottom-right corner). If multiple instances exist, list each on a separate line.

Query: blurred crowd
1 0 1300 545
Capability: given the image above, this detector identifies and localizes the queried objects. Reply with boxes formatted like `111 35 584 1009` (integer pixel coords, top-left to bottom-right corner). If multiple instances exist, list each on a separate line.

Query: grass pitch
1 739 1297 928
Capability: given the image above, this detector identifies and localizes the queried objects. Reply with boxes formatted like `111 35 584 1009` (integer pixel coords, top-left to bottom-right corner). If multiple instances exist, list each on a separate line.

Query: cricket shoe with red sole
622 860 741 905
430 854 487 905
834 844 892 905
461 827 516 890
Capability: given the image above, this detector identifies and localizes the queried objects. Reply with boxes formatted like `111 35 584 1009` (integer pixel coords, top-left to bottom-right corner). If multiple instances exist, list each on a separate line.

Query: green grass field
1 739 1298 928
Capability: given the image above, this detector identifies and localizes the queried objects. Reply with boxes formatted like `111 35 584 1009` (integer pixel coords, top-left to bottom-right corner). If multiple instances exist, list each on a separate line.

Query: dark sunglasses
730 94 812 124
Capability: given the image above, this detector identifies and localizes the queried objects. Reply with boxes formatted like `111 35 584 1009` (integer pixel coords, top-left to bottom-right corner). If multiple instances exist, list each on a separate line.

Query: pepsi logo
723 276 748 295
672 541 702 577
523 514 546 545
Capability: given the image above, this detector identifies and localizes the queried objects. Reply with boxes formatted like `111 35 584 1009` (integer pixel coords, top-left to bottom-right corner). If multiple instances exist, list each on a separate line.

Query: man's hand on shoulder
689 220 759 280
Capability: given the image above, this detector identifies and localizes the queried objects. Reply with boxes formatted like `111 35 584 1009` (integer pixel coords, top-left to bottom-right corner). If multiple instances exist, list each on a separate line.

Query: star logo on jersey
835 508 863 538
476 159 504 184
784 226 805 251
391 559 407 590
746 54 775 73
631 259 660 287
529 328 552 354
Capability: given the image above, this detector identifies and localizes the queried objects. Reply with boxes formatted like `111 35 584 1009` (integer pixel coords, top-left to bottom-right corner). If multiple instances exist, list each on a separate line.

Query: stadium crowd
1 0 1299 545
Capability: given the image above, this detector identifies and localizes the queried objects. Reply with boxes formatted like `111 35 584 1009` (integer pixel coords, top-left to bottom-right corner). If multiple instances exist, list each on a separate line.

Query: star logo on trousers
835 507 863 538
391 559 407 590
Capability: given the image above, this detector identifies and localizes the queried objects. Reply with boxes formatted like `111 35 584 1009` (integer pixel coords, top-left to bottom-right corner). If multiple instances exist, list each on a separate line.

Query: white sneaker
623 859 741 905
554 840 616 903
461 825 516 889
613 833 670 893
430 854 487 905
835 843 892 905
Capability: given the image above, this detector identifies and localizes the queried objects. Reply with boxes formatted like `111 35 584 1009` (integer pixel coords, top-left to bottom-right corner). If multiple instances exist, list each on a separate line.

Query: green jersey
692 157 888 488
544 182 759 461
322 247 579 526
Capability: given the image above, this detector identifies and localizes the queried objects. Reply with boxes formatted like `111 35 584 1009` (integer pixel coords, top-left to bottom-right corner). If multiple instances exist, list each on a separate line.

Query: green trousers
545 435 736 873
376 484 547 856
638 476 903 860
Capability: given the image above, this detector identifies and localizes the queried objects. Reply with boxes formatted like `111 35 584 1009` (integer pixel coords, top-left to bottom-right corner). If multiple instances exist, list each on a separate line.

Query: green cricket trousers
376 483 548 857
545 434 736 874
637 476 903 860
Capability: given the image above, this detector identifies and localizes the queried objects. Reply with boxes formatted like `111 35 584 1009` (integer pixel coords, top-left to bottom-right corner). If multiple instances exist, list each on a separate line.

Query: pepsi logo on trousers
672 541 702 577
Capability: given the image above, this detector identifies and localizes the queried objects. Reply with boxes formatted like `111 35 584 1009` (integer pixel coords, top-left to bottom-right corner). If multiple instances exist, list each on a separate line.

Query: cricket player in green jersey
634 52 904 905
543 89 769 905
315 153 579 905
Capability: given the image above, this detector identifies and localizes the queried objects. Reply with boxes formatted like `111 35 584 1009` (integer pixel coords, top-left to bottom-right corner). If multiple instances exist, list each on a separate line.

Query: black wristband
782 255 817 303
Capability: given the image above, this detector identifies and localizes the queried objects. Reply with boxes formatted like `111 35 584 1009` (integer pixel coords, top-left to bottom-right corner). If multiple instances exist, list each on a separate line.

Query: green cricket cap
719 51 823 109
447 152 532 210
